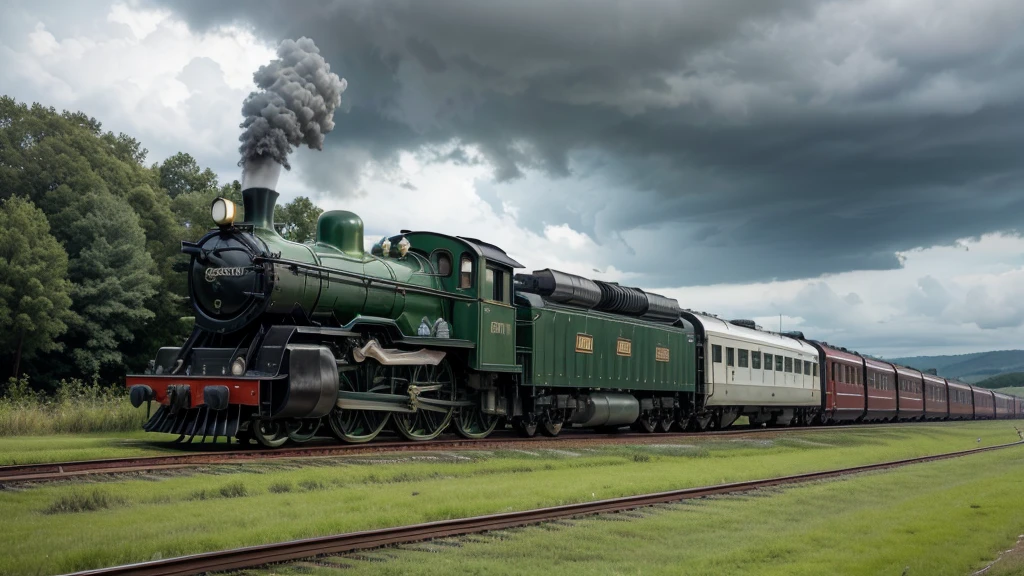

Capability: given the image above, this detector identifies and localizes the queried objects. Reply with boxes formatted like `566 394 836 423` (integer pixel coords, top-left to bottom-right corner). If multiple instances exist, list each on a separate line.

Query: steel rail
66 441 1023 576
0 420 994 484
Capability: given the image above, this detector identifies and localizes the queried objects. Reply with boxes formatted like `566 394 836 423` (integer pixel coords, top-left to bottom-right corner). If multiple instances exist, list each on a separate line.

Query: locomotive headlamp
211 198 237 227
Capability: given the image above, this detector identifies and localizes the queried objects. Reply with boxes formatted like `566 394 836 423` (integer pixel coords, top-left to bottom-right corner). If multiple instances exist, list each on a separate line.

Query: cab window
459 254 473 289
485 266 507 303
432 250 453 277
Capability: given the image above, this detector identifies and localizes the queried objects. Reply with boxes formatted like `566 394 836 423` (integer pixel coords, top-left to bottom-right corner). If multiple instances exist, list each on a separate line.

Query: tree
0 197 74 379
55 192 160 379
0 97 191 383
158 152 218 198
276 196 323 243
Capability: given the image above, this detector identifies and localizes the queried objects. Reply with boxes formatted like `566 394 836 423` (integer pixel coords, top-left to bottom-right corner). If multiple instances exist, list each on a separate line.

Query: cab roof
458 236 524 269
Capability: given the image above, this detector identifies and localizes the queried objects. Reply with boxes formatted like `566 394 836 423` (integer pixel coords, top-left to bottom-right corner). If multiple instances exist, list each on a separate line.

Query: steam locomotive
126 169 1023 447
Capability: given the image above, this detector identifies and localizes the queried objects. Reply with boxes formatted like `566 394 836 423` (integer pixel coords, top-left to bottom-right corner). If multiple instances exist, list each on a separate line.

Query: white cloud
0 2 275 176
662 233 1024 357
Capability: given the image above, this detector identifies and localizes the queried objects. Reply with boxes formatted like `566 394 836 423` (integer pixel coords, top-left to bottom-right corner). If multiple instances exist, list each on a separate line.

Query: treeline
975 372 1024 390
0 96 322 390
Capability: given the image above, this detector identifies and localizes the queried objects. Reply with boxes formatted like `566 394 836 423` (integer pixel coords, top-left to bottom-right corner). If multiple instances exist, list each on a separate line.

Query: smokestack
241 158 282 232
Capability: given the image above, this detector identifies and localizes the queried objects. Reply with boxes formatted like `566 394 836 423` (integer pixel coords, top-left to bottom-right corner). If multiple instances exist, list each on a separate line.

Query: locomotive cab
403 231 522 373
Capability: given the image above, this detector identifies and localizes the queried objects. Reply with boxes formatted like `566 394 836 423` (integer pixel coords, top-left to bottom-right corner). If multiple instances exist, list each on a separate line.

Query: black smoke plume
238 37 347 170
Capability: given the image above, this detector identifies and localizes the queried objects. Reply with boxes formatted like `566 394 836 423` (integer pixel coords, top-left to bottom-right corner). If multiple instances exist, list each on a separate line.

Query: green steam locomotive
127 179 696 446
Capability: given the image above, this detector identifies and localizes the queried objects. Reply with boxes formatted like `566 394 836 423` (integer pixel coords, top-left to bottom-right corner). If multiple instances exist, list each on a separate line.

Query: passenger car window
752 352 761 370
804 362 812 376
794 359 802 374
738 349 748 368
459 254 473 289
712 344 722 363
784 357 792 373
775 355 783 371
764 354 773 370
726 348 735 367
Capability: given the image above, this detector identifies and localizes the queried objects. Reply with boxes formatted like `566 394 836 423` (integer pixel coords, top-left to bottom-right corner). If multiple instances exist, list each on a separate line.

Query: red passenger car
993 391 1015 419
862 358 897 422
972 386 995 419
891 364 925 421
921 373 947 420
947 380 973 420
808 342 865 423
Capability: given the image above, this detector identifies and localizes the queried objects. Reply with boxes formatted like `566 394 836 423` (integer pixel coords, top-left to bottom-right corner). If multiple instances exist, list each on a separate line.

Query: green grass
0 378 148 436
260 446 1024 576
0 421 1018 575
0 431 188 465
994 386 1024 398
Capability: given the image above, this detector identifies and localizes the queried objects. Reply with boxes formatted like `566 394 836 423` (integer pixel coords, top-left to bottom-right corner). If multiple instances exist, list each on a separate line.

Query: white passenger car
679 311 821 428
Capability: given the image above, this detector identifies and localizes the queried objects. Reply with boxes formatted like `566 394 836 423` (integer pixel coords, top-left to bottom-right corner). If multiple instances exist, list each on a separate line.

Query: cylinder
515 269 602 308
642 292 680 322
595 282 648 315
571 393 640 428
272 345 339 419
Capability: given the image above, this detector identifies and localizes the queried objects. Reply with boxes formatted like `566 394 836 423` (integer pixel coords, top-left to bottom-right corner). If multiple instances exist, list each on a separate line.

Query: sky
1 0 1023 357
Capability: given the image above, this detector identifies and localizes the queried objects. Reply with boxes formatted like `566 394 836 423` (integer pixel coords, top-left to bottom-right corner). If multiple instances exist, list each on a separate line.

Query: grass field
995 386 1024 398
0 431 187 465
257 446 1024 576
0 378 148 436
0 421 1019 575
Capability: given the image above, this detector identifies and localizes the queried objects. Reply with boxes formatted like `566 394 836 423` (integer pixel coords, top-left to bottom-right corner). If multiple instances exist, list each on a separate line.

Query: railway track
0 420 985 484
67 440 1023 576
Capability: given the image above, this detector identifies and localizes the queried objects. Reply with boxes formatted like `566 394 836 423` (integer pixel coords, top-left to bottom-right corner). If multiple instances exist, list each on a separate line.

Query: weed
0 377 145 436
219 482 248 498
268 482 293 494
632 453 652 463
298 479 326 491
45 490 123 514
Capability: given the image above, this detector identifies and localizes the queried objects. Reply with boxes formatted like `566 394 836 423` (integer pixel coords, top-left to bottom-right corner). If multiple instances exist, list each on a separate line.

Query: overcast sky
2 0 1023 357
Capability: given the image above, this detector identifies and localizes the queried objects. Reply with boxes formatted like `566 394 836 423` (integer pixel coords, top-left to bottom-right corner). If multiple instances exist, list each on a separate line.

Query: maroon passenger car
863 358 897 422
921 373 948 420
972 386 995 419
891 364 925 421
947 380 973 420
809 342 865 423
993 391 1015 419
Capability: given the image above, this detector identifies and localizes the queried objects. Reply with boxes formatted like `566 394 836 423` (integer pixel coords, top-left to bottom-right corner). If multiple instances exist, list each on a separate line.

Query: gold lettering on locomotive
490 321 511 335
575 333 594 354
655 346 670 362
205 266 246 282
616 338 632 357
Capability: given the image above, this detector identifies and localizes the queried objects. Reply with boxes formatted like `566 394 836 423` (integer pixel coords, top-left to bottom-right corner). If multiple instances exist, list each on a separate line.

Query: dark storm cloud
159 0 1024 285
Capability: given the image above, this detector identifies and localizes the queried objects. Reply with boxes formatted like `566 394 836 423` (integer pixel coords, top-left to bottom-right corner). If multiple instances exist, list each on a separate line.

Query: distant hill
887 350 1024 383
974 372 1024 390
993 387 1024 398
